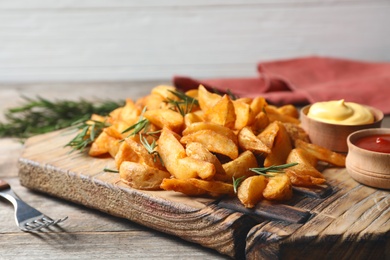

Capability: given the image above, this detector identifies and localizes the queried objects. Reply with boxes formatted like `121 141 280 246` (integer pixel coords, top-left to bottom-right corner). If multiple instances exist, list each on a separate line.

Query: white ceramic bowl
346 128 390 190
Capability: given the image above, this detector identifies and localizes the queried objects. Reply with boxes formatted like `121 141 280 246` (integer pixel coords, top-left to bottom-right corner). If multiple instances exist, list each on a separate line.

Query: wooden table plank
1 82 390 259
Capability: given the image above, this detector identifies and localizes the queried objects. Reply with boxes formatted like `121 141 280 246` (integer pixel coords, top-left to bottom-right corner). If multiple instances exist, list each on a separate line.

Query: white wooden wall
0 0 389 83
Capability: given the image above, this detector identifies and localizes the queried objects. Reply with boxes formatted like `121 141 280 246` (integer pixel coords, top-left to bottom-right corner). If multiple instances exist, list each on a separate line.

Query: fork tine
0 179 68 232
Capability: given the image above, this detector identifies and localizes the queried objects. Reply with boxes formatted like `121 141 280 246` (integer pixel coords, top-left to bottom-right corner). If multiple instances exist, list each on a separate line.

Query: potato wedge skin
263 174 293 201
120 161 171 190
237 175 268 208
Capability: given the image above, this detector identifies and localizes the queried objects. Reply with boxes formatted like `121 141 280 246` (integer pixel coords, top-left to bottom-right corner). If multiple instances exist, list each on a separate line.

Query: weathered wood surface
18 128 390 259
0 82 230 260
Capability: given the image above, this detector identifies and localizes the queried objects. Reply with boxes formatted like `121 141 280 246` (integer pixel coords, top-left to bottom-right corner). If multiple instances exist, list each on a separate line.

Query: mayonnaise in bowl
307 100 374 125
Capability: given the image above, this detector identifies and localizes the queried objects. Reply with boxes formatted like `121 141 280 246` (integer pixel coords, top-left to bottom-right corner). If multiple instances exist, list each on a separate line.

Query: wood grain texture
18 128 390 259
18 130 254 259
0 1 389 82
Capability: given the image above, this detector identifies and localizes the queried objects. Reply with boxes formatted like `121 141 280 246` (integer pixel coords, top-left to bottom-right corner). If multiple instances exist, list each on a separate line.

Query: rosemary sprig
211 88 238 100
0 96 122 139
250 163 298 177
140 134 164 166
65 120 109 152
166 90 199 116
121 107 149 137
104 168 119 173
232 176 245 194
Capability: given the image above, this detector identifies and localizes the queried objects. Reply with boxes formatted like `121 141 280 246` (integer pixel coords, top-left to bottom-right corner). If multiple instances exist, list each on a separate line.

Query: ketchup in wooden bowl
346 128 390 190
354 134 390 153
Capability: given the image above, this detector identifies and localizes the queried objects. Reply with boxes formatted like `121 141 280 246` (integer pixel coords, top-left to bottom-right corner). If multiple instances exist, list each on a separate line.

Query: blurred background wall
0 0 389 83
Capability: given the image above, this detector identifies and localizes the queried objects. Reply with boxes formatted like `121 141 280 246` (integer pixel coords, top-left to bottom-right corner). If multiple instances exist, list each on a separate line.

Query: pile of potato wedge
85 85 345 208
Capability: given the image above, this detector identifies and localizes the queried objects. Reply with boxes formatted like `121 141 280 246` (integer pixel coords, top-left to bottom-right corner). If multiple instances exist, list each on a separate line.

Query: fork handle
0 179 11 191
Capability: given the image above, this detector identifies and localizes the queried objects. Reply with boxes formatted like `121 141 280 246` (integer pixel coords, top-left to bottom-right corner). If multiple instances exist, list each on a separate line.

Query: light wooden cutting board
18 129 390 259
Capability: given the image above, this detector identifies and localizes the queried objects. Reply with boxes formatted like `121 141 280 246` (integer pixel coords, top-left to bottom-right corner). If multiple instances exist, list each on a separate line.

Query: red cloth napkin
173 56 390 114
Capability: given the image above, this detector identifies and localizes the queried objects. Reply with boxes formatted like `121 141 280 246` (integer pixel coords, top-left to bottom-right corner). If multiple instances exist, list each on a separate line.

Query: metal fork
0 179 68 232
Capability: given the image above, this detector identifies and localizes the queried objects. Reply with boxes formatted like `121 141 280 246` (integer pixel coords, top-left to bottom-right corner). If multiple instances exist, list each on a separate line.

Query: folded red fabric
173 56 390 114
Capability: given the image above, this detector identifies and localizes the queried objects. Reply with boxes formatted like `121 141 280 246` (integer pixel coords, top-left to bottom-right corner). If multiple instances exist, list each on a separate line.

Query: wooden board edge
18 156 258 259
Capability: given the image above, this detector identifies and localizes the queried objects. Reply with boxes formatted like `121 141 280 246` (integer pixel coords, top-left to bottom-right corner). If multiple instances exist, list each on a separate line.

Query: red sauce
355 134 390 153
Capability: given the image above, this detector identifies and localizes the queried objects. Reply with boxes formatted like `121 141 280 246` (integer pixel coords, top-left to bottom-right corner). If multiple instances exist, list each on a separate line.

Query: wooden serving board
18 130 390 259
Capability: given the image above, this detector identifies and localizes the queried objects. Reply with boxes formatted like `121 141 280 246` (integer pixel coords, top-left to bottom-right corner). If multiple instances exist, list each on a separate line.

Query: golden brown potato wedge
160 178 207 196
294 139 346 167
250 96 268 115
204 94 236 128
151 85 179 101
238 126 271 155
198 85 222 112
263 122 293 167
188 178 235 197
237 175 268 208
182 122 237 144
184 111 204 128
277 104 299 118
285 148 326 186
120 161 171 190
144 108 184 133
177 157 216 180
283 122 311 144
181 129 239 160
263 174 293 201
222 150 258 180
233 99 256 130
265 105 300 124
185 142 225 176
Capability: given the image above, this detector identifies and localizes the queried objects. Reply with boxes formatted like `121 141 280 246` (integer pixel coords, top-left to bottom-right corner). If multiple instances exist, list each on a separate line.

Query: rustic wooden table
0 82 229 260
0 82 389 259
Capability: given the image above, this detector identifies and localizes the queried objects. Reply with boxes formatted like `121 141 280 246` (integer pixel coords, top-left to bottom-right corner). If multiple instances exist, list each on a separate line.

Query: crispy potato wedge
198 85 222 112
182 122 237 144
222 150 258 180
151 85 179 101
265 105 300 124
184 111 204 127
204 94 236 128
277 104 299 118
185 142 225 176
285 148 326 186
263 122 293 167
294 139 346 167
263 174 293 201
238 126 271 155
89 131 118 157
250 97 268 115
177 156 216 180
285 170 326 187
251 111 270 134
160 178 207 196
144 108 184 133
188 178 235 197
135 93 167 110
120 161 171 190
181 129 239 159
157 127 187 176
237 175 268 208
233 99 256 130
283 122 311 144
258 121 279 149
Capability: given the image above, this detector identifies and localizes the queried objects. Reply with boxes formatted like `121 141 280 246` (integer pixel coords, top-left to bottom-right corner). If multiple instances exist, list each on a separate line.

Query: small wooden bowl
300 105 383 153
346 128 390 189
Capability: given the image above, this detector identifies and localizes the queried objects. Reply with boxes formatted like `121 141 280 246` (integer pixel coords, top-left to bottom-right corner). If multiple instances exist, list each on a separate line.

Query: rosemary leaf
250 163 298 177
0 96 123 139
65 120 109 153
232 176 245 194
166 90 199 116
